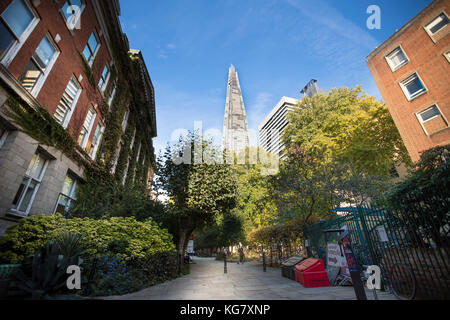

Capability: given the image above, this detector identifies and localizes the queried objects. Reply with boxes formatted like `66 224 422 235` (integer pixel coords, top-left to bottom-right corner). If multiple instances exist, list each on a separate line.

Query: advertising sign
327 242 350 276
376 225 389 242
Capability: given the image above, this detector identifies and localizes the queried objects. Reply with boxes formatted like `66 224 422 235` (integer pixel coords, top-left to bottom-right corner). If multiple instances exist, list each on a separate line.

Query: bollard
262 247 267 272
224 252 227 274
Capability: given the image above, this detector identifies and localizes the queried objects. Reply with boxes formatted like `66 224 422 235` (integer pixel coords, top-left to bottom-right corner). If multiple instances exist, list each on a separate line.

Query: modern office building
223 64 250 154
0 0 157 234
258 96 298 158
367 0 449 163
258 79 326 158
300 79 326 98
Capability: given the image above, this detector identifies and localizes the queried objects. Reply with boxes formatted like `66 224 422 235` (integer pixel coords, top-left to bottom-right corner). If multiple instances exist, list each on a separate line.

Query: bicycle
364 225 417 300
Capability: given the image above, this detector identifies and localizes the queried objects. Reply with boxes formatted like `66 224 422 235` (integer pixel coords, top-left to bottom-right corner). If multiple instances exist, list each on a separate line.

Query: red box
295 258 330 288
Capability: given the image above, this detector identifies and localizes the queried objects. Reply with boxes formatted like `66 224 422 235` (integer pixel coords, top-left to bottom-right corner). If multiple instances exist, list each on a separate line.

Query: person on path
237 242 245 264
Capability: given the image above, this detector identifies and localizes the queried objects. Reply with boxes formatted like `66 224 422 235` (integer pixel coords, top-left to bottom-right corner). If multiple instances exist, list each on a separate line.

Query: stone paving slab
102 257 397 300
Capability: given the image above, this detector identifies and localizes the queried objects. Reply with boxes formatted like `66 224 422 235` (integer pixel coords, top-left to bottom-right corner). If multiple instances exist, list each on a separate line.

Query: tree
154 133 237 258
235 161 278 229
269 146 343 225
283 86 411 177
386 144 449 246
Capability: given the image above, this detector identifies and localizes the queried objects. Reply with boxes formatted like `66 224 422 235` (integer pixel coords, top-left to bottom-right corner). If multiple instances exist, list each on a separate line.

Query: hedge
0 214 176 264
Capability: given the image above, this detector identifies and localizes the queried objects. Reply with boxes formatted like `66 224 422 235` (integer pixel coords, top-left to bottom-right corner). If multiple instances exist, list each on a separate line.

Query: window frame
54 75 82 128
107 81 116 107
385 45 409 72
10 151 49 216
19 33 60 97
0 0 40 67
82 30 100 67
54 173 79 214
98 63 110 93
122 157 130 185
444 50 450 63
399 72 427 101
121 109 129 132
111 140 123 174
424 11 449 38
0 125 8 149
415 104 449 136
59 0 86 32
78 106 97 149
88 122 104 160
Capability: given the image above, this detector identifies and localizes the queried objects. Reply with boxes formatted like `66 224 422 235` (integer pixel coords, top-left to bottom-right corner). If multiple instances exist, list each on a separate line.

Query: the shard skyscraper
223 65 250 154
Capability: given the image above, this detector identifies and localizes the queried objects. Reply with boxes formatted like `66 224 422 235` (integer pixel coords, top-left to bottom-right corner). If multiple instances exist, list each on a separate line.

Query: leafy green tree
283 86 411 176
386 144 449 246
154 133 237 257
269 146 343 225
235 162 278 229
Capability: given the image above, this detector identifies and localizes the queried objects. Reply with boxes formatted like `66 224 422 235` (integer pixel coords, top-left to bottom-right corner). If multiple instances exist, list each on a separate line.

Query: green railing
304 190 450 299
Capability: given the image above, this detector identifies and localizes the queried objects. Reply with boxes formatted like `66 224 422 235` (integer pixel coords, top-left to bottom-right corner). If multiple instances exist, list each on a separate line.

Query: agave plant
13 232 85 299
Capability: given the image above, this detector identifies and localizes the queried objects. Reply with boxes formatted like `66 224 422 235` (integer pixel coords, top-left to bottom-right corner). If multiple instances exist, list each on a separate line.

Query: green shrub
0 214 176 264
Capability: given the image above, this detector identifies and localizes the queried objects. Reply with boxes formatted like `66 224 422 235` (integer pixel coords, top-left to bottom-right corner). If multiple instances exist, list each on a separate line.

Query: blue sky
120 0 431 154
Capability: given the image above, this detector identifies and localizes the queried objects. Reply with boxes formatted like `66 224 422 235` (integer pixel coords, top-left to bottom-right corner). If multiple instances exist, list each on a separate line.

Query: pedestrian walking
237 242 245 264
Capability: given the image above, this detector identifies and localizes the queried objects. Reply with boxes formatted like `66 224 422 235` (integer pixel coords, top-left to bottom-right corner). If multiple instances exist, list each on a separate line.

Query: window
0 124 8 149
78 107 96 149
11 152 48 216
416 104 449 136
136 142 141 161
445 51 450 63
425 13 449 35
54 174 79 213
107 82 116 106
82 31 100 66
121 110 129 131
399 73 426 101
385 46 408 71
111 141 122 174
98 63 110 93
0 0 39 64
19 35 59 95
122 158 130 185
130 128 136 149
61 0 85 30
88 122 104 159
54 76 82 128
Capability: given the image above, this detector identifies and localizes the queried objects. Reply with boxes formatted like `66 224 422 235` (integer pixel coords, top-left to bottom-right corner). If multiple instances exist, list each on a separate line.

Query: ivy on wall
4 95 91 168
3 4 158 220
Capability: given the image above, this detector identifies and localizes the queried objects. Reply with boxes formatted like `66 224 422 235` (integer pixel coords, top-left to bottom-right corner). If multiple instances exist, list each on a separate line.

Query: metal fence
304 191 450 300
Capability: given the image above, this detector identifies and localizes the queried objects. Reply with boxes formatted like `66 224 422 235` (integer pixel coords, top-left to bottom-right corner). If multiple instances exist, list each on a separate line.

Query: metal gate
304 192 450 299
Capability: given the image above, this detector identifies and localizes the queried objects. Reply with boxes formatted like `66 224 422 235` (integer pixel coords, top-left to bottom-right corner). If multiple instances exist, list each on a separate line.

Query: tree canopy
154 133 237 255
283 86 411 176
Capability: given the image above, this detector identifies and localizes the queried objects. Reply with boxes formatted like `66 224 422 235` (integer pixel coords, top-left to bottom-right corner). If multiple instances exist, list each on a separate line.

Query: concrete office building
258 96 298 158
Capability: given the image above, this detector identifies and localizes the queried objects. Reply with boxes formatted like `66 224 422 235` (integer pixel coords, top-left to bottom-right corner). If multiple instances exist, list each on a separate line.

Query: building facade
300 79 326 98
0 0 157 235
223 64 250 154
258 96 298 158
367 0 450 163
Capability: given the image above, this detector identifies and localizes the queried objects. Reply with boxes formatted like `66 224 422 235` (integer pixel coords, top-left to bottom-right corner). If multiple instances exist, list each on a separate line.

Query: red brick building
0 0 157 234
367 0 450 163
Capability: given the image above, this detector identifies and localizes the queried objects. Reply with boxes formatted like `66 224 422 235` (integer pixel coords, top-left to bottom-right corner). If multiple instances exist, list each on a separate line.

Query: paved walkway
103 257 396 300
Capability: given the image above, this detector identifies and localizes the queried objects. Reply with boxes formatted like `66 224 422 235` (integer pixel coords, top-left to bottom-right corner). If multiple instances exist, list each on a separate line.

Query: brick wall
367 0 450 162
2 0 112 151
